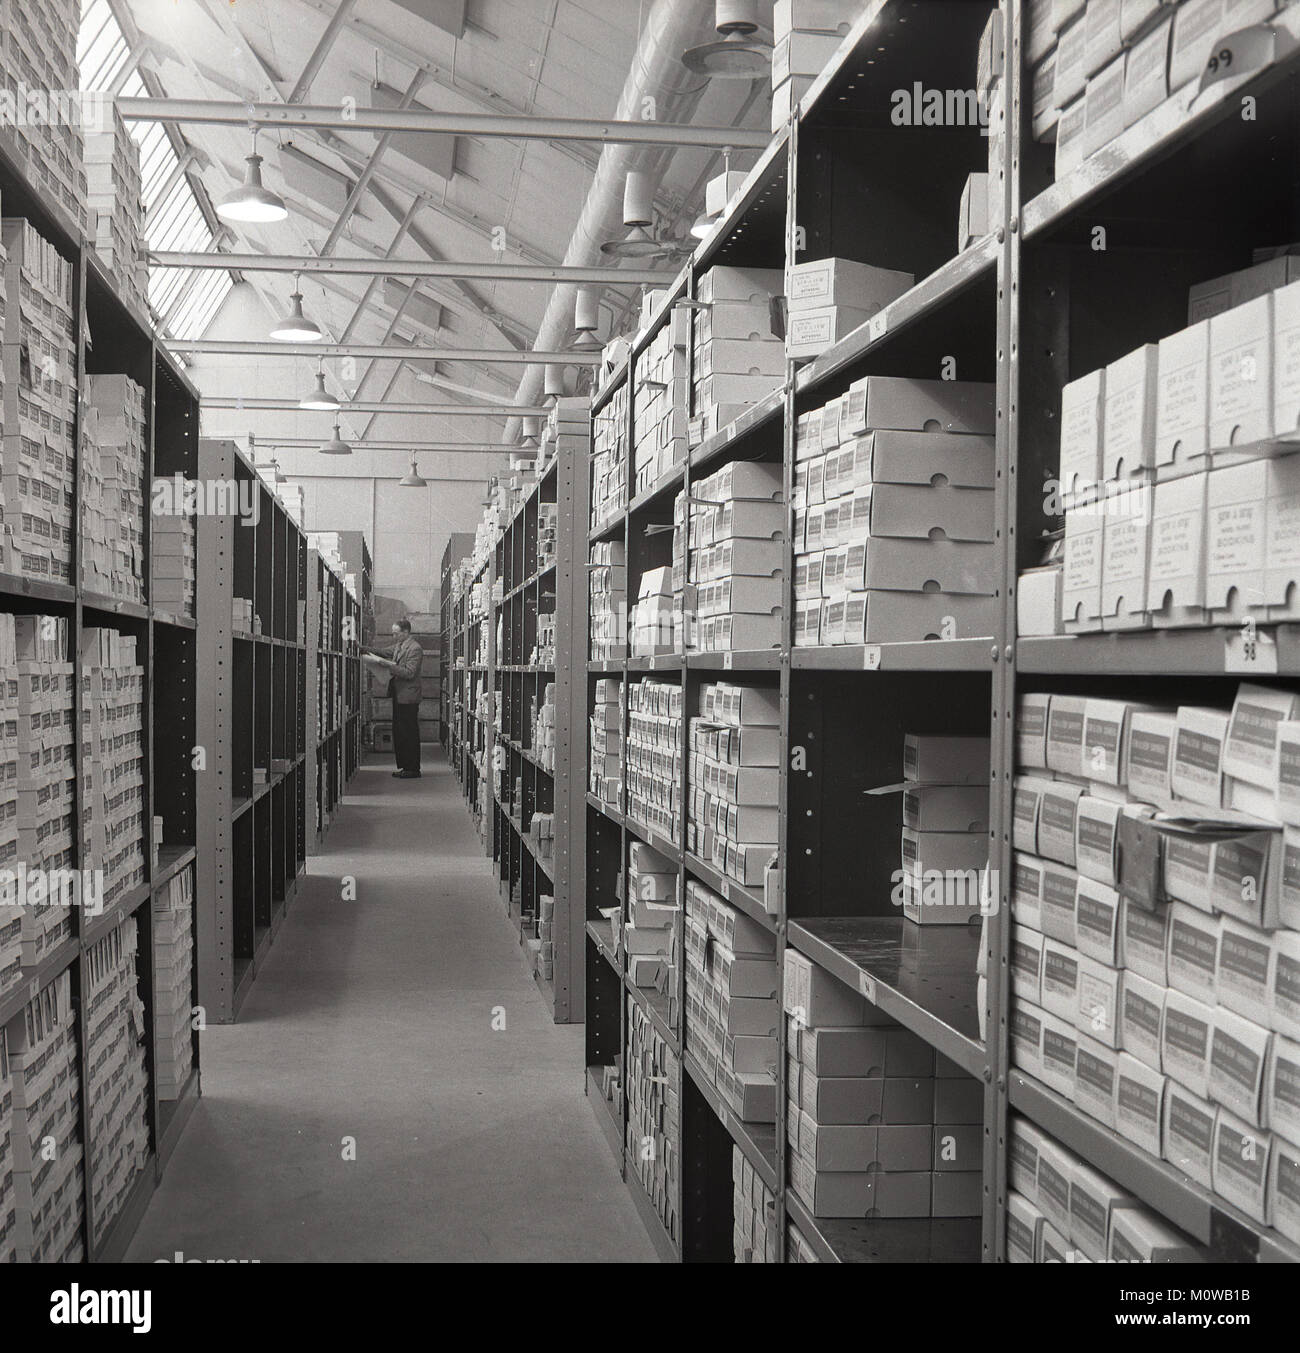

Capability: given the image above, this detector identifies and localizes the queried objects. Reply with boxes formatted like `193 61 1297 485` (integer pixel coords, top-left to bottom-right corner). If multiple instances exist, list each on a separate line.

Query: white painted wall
186 282 504 610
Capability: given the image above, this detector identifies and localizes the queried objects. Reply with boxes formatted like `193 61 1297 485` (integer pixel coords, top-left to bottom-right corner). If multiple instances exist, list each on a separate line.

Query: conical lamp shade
217 153 288 224
300 370 340 410
270 292 322 342
398 456 427 487
319 421 351 455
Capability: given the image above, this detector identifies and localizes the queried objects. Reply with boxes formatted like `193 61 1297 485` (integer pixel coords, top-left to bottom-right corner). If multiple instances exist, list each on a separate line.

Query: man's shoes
392 771 404 778
395 770 421 779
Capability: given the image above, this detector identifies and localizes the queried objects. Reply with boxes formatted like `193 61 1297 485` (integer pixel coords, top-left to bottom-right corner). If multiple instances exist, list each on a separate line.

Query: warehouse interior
0 0 1299 1298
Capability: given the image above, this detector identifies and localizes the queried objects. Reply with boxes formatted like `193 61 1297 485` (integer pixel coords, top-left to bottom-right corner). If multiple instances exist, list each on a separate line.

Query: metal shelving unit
0 120 206 1261
566 0 1300 1264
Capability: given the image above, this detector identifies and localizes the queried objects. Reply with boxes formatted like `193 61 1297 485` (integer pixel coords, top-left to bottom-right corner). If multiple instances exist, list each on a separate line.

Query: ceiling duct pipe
503 0 717 443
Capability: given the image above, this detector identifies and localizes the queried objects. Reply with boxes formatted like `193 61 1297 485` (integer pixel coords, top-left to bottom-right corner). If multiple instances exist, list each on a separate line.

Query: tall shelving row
574 0 1300 1265
0 119 202 1261
439 534 473 750
449 407 590 1021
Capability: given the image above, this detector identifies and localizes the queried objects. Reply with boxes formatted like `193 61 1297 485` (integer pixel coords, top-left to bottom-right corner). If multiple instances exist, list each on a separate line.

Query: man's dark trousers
393 702 421 773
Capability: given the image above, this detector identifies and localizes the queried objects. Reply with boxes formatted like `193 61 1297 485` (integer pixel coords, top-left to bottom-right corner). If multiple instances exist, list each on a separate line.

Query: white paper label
1225 628 1278 675
869 311 889 343
862 645 881 670
858 972 877 1003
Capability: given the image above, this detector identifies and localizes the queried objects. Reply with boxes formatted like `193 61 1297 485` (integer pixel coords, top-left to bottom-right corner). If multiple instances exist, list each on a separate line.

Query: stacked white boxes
0 1028 13 1262
1052 266 1300 637
530 681 556 772
1007 1116 1202 1262
786 257 914 361
589 678 623 805
1027 0 1280 183
630 563 676 657
732 1145 778 1262
537 499 558 571
150 478 196 616
84 105 146 315
685 880 779 1122
8 969 84 1262
793 375 998 646
592 380 629 529
1013 681 1300 1240
589 540 626 661
83 374 147 603
1 219 77 584
624 838 676 990
0 2 89 233
687 682 780 891
626 993 680 1244
534 894 555 982
693 266 785 439
625 678 682 844
681 461 785 653
895 734 991 927
634 307 690 494
81 627 146 916
771 1 857 133
84 914 150 1243
6 614 76 971
153 865 195 1101
784 949 984 1218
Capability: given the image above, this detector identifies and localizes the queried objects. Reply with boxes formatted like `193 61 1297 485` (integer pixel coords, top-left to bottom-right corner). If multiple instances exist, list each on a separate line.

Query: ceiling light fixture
299 362 340 411
574 284 600 335
319 420 352 455
398 455 427 487
217 129 289 225
270 271 323 342
682 0 773 79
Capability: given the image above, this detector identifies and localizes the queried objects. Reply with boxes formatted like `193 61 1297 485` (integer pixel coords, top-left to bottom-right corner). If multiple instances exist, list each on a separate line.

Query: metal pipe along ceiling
504 0 717 443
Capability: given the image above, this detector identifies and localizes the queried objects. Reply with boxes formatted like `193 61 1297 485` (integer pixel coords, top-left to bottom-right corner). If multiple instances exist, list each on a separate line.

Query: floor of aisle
126 752 657 1264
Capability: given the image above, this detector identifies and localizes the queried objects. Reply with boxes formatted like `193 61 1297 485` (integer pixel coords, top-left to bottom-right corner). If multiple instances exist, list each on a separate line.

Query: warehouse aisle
126 754 657 1263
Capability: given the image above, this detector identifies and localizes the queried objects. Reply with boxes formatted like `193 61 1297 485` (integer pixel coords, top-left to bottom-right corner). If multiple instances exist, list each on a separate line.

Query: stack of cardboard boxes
589 678 622 806
83 374 147 604
686 681 780 892
1013 682 1300 1242
732 1145 778 1262
84 106 147 316
771 0 857 132
588 540 626 661
633 308 690 495
629 563 676 657
786 257 913 362
1008 1116 1202 1262
153 865 195 1102
0 1 88 233
623 839 676 991
892 734 990 928
684 880 779 1123
530 680 556 772
150 480 196 616
626 992 679 1245
625 677 682 844
591 381 628 530
1029 0 1282 183
784 949 984 1218
7 614 75 972
1040 264 1300 639
1 219 77 584
680 461 784 654
81 627 146 918
8 969 84 1262
84 914 150 1245
793 375 997 646
691 265 785 440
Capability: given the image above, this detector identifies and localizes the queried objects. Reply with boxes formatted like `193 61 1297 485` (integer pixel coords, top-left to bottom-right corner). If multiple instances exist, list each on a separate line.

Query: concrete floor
125 753 657 1263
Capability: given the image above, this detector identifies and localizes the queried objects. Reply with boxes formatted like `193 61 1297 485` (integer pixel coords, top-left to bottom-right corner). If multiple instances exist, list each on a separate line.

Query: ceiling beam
116 98 771 148
163 341 598 363
287 0 359 104
152 253 677 285
205 398 550 415
263 440 529 452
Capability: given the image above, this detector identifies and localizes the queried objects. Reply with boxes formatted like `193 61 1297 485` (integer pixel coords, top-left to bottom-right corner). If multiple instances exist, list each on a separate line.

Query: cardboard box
1209 1005 1271 1128
1112 1052 1166 1158
1070 1157 1139 1261
1082 51 1127 159
1075 1033 1119 1127
902 735 989 785
786 305 875 360
798 1119 878 1172
1266 1034 1300 1152
1163 830 1216 913
1108 1204 1201 1262
1209 293 1273 447
1270 1137 1300 1245
1013 775 1050 854
934 1074 983 1124
1155 321 1211 478
1124 710 1178 808
1055 15 1089 107
1011 997 1046 1079
772 29 843 84
868 483 994 543
1035 1137 1075 1235
1162 988 1214 1099
905 783 989 834
1059 369 1105 500
1212 828 1282 930
1119 969 1165 1074
1075 876 1122 967
1191 256 1300 326
1121 897 1170 986
1009 1116 1050 1201
1273 277 1300 436
1012 853 1045 932
1164 1078 1217 1190
1274 930 1300 1042
1077 956 1122 1050
1214 918 1274 1032
1100 485 1153 631
1212 1107 1271 1225
1040 1011 1080 1099
1169 0 1229 93
800 1026 887 1077
1018 692 1051 769
1170 705 1228 807
1122 12 1172 127
1039 862 1079 947
1146 472 1208 626
1167 902 1220 1005
959 172 992 250
844 376 995 436
1076 797 1126 890
1062 509 1105 633
1006 1192 1042 1263
786 258 913 315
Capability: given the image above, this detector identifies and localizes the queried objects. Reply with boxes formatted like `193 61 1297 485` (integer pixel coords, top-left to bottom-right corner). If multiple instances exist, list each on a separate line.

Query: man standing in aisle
365 619 424 779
